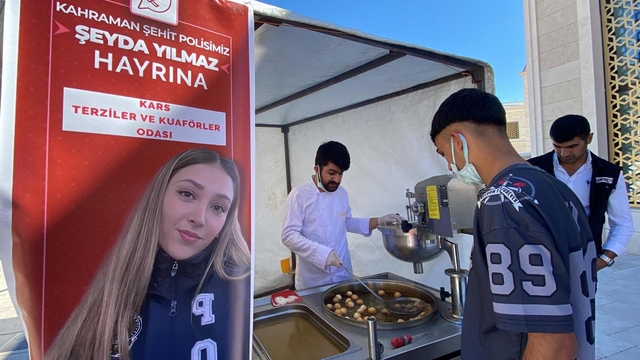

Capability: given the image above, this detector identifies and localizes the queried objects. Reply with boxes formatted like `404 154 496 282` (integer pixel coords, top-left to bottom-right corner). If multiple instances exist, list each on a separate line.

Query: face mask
316 169 327 192
450 134 484 186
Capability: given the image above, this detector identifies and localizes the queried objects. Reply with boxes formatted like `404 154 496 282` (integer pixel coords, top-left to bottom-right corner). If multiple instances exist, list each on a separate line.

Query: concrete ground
593 253 640 359
0 261 27 360
1 255 639 359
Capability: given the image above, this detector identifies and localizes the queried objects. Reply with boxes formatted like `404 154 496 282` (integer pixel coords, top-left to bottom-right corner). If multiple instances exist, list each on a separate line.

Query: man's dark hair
315 141 350 171
430 88 507 142
550 114 591 143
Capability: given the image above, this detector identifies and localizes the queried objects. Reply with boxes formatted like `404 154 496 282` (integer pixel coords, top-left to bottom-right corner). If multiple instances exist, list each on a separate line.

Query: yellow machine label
426 186 440 219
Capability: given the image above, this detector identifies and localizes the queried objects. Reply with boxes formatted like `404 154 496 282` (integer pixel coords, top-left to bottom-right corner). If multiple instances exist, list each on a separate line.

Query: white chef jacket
553 151 634 255
282 178 371 290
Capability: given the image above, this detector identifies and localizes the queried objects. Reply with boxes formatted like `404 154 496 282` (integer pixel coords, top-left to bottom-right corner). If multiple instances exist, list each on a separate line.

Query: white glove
378 213 405 226
325 250 343 268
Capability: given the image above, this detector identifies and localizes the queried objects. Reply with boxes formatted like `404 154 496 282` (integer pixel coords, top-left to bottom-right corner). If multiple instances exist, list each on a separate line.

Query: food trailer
251 2 493 359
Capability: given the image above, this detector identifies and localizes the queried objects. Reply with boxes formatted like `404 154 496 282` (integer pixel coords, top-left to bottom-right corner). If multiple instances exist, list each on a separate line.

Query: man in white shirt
281 141 402 290
528 114 634 270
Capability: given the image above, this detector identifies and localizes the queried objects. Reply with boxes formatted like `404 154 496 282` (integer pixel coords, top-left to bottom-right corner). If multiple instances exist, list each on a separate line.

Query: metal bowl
321 279 438 329
378 225 443 263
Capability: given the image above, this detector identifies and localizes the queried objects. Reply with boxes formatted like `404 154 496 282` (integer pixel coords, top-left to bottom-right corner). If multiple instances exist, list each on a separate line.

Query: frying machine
378 174 483 324
252 174 483 360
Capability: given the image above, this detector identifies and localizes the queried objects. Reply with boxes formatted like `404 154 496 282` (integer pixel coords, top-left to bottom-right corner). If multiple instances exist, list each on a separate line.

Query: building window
506 122 519 139
601 0 640 207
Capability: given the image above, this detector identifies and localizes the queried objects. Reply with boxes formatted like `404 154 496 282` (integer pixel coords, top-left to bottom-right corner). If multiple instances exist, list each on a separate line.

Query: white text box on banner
62 87 226 145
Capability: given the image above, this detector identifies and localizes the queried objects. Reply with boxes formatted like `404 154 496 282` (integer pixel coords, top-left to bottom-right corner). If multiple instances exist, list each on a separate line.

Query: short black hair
430 88 507 142
550 114 591 143
315 141 350 171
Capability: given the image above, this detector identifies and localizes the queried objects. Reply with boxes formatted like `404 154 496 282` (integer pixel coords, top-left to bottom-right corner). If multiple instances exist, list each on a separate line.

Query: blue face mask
450 134 484 186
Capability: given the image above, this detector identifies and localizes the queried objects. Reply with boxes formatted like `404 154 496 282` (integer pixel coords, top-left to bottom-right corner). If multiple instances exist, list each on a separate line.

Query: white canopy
252 1 493 127
251 2 494 295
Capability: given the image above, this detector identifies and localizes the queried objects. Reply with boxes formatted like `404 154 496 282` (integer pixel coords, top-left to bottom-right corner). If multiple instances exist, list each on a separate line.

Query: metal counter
253 272 462 360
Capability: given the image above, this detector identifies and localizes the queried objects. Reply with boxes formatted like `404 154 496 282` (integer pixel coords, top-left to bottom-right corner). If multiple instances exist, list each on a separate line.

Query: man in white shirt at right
528 114 634 270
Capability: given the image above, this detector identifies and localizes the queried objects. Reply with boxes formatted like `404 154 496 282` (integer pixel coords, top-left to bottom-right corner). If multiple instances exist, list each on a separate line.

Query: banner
0 0 254 358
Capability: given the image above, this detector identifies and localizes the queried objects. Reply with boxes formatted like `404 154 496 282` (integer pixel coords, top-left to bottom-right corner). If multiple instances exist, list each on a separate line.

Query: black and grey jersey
461 164 596 360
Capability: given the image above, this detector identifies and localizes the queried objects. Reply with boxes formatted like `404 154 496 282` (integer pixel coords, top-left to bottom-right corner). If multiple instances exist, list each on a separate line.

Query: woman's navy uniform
127 243 250 360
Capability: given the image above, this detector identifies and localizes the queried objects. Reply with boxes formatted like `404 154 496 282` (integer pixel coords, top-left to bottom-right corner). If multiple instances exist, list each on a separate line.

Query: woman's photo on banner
46 148 252 360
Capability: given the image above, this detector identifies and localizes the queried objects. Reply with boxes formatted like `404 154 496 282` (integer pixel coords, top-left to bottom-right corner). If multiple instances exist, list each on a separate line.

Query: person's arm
597 249 619 271
523 332 578 360
346 214 404 236
348 214 404 233
281 191 332 270
598 172 634 269
368 217 378 232
343 206 372 236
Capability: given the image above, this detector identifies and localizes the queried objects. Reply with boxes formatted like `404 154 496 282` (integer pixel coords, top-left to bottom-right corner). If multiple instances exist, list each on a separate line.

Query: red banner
2 0 254 357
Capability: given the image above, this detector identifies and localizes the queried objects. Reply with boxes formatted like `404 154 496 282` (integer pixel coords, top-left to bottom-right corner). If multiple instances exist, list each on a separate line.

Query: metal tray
321 279 438 329
253 303 351 360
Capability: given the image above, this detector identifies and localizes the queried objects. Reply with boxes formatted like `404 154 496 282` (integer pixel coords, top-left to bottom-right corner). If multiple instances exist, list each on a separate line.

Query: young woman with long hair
45 148 252 360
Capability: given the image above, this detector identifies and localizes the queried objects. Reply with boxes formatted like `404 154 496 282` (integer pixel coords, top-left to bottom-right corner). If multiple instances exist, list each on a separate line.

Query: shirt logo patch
479 174 539 211
595 177 614 184
111 314 142 359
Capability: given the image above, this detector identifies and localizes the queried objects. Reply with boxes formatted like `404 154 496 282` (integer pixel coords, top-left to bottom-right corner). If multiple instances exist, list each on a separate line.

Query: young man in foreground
430 88 596 360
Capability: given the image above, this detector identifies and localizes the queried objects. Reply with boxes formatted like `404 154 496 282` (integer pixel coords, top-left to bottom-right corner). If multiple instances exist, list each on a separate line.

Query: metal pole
367 317 381 360
282 125 292 193
282 126 297 277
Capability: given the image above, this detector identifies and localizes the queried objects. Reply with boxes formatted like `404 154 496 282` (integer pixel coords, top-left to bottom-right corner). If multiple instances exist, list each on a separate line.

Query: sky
259 0 526 103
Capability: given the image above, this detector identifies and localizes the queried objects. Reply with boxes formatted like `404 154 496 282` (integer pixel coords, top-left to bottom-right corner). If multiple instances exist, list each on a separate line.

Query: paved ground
593 254 640 359
0 255 639 359
0 261 27 360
